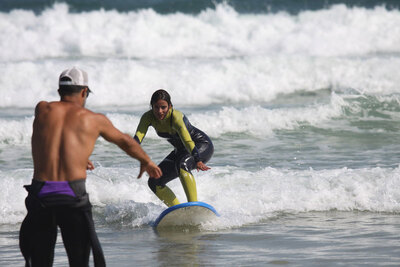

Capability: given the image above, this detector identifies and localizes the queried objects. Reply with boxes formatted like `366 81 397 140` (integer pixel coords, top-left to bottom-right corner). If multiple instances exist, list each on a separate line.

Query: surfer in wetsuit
134 89 214 207
19 67 162 267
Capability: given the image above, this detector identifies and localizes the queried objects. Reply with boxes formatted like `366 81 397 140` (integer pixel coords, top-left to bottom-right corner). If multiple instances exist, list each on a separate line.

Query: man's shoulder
35 100 71 112
36 100 49 106
35 100 49 109
76 109 112 135
34 101 52 115
81 108 107 122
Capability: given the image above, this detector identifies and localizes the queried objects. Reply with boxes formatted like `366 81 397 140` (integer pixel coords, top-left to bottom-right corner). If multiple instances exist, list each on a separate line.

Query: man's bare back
32 87 161 182
32 100 101 181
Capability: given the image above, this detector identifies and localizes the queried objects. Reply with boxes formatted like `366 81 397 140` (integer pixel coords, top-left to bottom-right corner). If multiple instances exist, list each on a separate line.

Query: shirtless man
19 67 162 267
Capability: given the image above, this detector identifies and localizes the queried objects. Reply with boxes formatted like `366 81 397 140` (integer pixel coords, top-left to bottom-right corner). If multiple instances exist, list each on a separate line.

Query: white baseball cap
59 67 91 92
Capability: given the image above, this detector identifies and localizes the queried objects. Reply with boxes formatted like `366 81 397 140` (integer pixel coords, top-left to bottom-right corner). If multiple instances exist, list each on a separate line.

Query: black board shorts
19 179 105 267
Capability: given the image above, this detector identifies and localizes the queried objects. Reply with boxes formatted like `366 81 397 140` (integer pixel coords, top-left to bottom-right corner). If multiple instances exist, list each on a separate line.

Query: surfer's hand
196 161 210 171
87 160 95 170
138 161 162 179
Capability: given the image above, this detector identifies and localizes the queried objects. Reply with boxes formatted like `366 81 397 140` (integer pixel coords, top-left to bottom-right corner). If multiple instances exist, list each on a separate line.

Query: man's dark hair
58 77 87 97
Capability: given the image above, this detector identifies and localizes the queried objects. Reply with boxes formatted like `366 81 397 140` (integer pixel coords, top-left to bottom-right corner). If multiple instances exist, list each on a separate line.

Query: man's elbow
117 133 139 151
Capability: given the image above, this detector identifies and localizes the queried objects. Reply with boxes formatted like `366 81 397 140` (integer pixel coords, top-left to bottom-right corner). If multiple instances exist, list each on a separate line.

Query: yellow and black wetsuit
134 108 213 207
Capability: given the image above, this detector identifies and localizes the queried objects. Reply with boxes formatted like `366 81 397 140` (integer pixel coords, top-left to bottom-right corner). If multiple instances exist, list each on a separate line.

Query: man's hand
87 160 95 170
138 161 162 179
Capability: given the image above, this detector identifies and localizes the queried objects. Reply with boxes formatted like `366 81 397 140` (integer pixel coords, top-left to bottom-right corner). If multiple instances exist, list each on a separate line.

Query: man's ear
81 88 87 98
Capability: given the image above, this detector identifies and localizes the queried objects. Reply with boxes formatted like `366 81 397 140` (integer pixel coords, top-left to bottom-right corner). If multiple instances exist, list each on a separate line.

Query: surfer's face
152 99 170 120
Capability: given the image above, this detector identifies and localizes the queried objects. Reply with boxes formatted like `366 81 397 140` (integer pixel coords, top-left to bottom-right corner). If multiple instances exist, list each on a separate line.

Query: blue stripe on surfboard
153 201 219 227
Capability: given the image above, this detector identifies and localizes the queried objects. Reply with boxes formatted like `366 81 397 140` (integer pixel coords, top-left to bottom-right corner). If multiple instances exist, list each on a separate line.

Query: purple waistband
38 181 76 198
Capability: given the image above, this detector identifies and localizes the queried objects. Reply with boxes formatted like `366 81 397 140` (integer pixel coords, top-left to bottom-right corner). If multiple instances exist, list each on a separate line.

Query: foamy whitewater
0 1 400 266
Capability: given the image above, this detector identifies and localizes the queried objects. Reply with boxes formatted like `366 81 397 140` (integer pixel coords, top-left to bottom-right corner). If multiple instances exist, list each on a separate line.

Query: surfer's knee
148 178 158 193
179 156 196 172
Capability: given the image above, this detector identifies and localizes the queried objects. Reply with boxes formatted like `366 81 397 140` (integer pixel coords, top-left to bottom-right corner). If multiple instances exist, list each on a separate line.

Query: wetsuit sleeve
134 112 151 144
173 112 201 162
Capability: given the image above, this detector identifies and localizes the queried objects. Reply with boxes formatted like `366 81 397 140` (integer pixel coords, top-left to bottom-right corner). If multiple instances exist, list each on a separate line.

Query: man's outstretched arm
97 114 162 178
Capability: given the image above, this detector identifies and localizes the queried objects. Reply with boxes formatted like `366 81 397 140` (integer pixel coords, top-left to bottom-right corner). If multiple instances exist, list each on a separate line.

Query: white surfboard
154 201 219 228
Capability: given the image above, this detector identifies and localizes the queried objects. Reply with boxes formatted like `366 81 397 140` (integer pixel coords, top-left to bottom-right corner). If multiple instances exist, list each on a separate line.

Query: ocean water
1 0 400 266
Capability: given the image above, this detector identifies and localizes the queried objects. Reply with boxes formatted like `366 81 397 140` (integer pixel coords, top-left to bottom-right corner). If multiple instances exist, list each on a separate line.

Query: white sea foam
1 4 400 61
0 117 33 144
0 4 400 108
0 169 32 224
1 55 400 108
2 165 399 227
0 93 349 145
189 93 346 137
2 90 399 147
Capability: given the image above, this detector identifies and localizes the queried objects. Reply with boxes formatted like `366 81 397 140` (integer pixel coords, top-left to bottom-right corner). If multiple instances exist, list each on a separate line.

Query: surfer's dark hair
150 89 172 107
